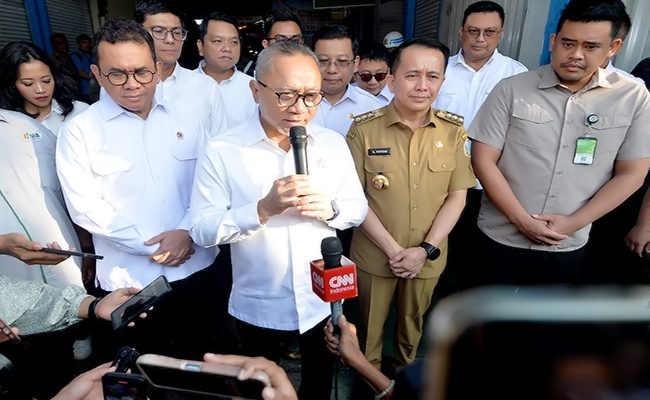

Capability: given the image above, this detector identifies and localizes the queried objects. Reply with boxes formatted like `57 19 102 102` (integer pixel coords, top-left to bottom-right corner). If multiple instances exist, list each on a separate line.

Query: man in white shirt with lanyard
432 0 527 294
195 12 256 126
310 25 381 135
135 0 229 134
56 19 217 359
189 40 367 400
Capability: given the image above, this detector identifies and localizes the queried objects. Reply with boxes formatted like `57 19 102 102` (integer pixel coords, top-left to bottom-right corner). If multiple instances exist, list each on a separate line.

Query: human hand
0 324 19 344
0 233 69 265
324 315 364 368
257 175 315 222
533 214 581 237
516 214 568 246
389 247 427 278
51 362 113 400
95 287 142 323
625 222 650 257
203 353 298 400
145 229 194 266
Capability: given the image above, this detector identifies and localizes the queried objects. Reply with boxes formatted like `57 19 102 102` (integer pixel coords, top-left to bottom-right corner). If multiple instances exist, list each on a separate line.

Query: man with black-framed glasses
56 19 219 359
432 0 527 296
135 0 229 135
311 24 381 136
189 40 367 400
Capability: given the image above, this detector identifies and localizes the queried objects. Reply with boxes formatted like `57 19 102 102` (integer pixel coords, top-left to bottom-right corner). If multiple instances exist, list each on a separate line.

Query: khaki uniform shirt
470 65 650 251
347 103 476 278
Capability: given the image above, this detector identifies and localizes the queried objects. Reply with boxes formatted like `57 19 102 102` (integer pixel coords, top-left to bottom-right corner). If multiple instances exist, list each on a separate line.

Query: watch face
430 246 441 261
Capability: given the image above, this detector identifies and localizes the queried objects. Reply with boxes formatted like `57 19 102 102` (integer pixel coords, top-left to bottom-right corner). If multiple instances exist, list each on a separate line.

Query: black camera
111 346 140 373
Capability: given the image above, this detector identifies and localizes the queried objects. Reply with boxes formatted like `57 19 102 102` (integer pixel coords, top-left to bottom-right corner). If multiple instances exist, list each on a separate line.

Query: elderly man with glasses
310 24 381 136
56 19 219 359
189 40 367 400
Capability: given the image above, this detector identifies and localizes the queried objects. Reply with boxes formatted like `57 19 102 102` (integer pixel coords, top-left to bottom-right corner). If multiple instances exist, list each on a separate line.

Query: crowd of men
1 0 650 398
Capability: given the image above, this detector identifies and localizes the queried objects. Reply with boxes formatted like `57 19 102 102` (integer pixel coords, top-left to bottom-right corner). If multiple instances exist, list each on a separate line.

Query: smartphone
111 346 141 373
102 372 148 400
41 247 104 260
111 275 172 330
136 354 269 400
0 318 19 344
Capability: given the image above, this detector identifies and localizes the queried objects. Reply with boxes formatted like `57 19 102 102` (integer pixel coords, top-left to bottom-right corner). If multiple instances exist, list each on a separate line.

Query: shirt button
557 170 563 175
412 206 417 210
550 194 557 198
569 95 577 101
441 163 447 168
412 184 418 189
411 161 417 167
562 145 569 149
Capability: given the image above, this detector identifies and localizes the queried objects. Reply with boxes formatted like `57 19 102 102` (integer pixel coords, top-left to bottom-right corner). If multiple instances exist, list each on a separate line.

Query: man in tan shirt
470 0 650 285
347 39 475 370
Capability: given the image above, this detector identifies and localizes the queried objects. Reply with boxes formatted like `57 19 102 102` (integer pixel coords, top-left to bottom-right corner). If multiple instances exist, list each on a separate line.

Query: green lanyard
0 189 48 283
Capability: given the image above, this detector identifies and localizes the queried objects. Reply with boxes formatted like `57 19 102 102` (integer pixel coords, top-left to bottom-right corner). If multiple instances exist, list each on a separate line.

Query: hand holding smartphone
111 275 172 330
41 247 103 260
0 318 19 344
137 354 269 400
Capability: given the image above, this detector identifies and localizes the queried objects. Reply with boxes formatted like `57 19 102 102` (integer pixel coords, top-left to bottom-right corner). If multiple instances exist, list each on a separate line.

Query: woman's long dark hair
0 41 76 118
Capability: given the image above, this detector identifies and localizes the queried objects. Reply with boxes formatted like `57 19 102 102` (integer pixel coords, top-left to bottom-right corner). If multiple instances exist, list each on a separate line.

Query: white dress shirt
190 116 368 333
0 110 82 288
195 62 257 127
434 49 527 128
56 92 216 291
351 83 394 107
41 100 89 137
160 63 230 135
312 85 381 135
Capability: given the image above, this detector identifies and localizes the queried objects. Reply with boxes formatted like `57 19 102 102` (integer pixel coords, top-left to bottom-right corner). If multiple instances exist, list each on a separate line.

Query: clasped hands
258 175 334 223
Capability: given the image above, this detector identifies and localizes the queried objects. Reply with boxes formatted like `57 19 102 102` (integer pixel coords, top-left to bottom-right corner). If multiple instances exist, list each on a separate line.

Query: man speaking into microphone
189 40 367 400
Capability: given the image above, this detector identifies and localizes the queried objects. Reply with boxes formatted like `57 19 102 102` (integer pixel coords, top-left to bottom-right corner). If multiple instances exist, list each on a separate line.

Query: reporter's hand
203 353 297 400
145 229 194 266
0 326 18 344
51 362 113 400
95 287 140 321
324 315 365 368
0 233 69 265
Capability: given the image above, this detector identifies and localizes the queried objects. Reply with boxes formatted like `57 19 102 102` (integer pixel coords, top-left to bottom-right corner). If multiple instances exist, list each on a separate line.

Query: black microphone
321 237 343 330
289 126 308 175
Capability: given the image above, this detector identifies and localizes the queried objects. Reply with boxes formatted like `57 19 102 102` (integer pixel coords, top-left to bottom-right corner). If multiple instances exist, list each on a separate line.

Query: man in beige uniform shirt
347 39 475 370
470 0 650 285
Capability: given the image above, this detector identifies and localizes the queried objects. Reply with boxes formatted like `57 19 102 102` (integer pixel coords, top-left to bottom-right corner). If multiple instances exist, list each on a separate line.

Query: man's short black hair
197 12 239 42
358 41 390 65
265 8 304 37
311 24 358 56
389 38 450 74
134 0 183 25
93 19 157 64
462 1 505 27
557 0 631 40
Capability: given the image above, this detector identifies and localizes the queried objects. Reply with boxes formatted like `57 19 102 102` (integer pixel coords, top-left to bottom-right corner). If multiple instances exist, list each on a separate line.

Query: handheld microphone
289 126 308 175
311 237 358 334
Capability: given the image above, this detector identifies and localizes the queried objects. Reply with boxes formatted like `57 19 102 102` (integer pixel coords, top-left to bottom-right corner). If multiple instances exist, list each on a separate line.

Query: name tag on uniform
573 137 597 165
368 147 391 156
23 131 42 142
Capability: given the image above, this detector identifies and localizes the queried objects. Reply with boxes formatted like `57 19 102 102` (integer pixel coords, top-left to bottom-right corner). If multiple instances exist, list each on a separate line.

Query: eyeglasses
256 80 323 107
98 67 157 86
266 35 304 45
357 72 388 82
150 26 188 41
317 58 355 69
463 28 502 38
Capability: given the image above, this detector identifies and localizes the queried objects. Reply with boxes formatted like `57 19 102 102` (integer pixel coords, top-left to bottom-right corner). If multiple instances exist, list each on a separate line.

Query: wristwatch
326 200 339 221
418 241 441 261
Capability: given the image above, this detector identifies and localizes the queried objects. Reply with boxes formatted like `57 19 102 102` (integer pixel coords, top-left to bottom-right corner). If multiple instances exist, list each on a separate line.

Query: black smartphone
111 346 141 373
102 372 148 400
41 247 104 260
136 354 268 400
111 275 172 330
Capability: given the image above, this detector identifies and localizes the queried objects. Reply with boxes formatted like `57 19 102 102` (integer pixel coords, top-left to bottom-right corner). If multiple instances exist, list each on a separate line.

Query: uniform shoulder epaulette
434 109 464 126
349 109 384 125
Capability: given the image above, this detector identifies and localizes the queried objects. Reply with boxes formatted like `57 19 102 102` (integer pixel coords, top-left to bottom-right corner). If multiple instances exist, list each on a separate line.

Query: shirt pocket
509 101 555 150
89 155 135 199
427 153 456 172
364 155 397 191
589 114 631 154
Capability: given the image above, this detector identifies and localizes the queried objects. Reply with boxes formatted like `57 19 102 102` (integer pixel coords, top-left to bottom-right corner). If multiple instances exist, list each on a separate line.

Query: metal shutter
46 0 93 46
0 0 32 49
414 0 441 39
378 0 403 43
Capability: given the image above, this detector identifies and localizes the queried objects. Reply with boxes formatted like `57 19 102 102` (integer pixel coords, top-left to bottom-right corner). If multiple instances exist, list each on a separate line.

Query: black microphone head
321 236 343 269
289 126 308 146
